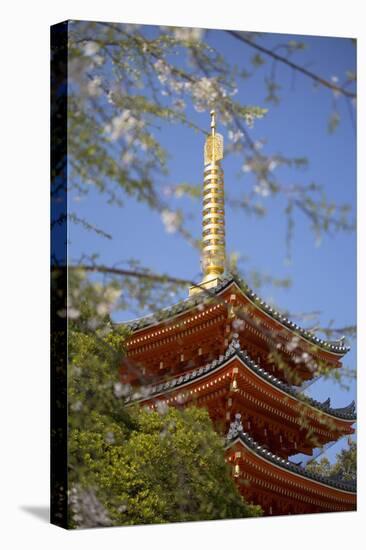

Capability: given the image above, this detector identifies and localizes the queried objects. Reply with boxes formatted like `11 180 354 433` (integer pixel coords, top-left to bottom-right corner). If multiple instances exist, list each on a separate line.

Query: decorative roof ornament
332 400 356 416
227 332 241 354
227 413 244 441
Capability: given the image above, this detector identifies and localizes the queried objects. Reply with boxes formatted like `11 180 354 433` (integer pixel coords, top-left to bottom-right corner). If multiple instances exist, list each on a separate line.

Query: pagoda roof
124 337 356 422
226 416 356 494
125 275 350 356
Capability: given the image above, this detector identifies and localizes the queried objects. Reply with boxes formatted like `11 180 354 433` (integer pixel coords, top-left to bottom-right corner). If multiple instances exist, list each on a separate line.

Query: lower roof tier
123 337 355 456
226 419 356 515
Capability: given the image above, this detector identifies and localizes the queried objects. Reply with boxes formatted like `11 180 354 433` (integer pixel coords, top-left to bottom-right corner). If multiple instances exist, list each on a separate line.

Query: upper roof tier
125 275 350 357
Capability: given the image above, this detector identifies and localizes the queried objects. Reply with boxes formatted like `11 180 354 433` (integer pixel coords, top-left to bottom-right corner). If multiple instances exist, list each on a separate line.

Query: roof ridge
230 274 350 354
122 274 350 355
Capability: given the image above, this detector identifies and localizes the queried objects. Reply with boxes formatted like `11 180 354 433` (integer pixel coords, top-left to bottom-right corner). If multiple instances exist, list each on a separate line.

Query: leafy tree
69 406 261 527
304 456 332 477
306 440 356 481
332 440 356 481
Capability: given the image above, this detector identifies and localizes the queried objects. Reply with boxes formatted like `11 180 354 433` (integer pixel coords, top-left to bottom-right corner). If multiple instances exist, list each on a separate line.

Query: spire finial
201 110 225 281
190 109 225 294
210 109 216 137
188 110 226 296
204 111 223 165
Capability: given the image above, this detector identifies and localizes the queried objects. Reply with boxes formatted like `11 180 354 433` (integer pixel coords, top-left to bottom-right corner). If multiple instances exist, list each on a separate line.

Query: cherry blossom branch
227 31 356 99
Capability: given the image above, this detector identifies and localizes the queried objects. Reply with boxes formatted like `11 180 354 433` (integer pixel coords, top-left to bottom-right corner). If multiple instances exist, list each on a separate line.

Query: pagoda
121 111 356 516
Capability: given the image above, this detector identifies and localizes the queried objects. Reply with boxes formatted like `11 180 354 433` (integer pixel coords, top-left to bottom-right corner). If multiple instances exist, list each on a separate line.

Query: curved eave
124 344 356 423
123 276 350 358
226 433 356 494
223 279 349 358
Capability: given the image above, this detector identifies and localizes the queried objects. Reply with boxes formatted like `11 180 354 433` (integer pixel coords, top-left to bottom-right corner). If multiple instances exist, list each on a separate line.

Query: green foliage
305 456 332 476
251 53 265 67
332 440 357 481
306 440 356 481
70 406 261 526
328 111 340 134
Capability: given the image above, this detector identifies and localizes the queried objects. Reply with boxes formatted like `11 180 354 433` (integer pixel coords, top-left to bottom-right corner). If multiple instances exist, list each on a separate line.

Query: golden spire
190 110 226 295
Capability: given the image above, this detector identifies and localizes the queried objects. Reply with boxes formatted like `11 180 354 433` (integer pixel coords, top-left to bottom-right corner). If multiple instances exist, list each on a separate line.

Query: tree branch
227 31 356 99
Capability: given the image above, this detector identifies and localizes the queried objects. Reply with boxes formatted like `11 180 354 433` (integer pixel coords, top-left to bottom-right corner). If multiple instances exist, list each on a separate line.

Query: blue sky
69 25 356 462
